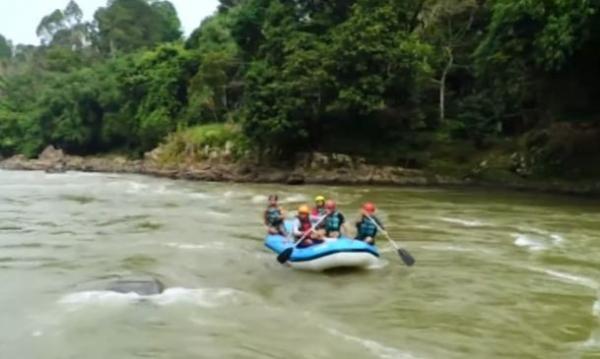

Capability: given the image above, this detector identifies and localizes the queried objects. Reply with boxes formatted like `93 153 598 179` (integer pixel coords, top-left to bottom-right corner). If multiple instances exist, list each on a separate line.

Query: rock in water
45 162 67 174
107 278 165 295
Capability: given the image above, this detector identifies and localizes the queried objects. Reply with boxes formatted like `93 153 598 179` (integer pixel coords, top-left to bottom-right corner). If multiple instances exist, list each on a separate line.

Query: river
0 170 599 359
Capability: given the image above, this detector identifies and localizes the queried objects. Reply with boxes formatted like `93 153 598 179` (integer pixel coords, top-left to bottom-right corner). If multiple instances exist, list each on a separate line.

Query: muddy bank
1 146 600 197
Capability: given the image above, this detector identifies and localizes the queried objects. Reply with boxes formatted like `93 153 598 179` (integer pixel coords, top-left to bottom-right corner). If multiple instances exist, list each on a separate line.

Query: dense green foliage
0 35 12 59
156 123 248 164
94 0 182 55
1 0 600 178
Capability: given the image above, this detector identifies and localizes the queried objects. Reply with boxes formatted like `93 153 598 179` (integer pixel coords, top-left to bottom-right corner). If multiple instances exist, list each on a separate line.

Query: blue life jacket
356 216 378 239
265 207 282 226
325 211 343 232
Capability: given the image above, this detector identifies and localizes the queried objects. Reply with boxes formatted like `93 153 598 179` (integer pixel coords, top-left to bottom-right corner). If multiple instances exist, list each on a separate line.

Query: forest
1 0 600 181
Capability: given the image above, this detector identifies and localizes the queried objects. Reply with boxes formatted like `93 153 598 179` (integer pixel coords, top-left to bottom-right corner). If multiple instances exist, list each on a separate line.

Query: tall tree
150 1 182 41
0 34 12 59
64 0 84 26
93 0 182 55
474 0 599 129
36 1 90 49
36 9 67 45
218 0 243 13
418 0 481 123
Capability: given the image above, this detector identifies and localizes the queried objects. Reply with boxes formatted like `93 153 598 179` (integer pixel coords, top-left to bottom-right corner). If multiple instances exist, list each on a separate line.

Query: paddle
277 215 328 264
365 214 415 267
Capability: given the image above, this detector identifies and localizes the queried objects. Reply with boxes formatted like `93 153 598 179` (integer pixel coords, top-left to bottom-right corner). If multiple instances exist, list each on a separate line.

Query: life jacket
325 211 343 232
297 216 312 233
356 216 378 238
265 206 282 226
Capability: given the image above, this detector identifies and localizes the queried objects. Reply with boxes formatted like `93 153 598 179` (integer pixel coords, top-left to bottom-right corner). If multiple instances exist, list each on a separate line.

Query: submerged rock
45 163 67 174
107 278 165 295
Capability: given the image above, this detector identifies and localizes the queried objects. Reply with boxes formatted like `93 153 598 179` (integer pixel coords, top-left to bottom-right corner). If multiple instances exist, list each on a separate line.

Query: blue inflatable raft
265 220 380 271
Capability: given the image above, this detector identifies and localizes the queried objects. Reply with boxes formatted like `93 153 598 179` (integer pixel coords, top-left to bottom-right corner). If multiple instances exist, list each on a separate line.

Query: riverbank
2 146 600 197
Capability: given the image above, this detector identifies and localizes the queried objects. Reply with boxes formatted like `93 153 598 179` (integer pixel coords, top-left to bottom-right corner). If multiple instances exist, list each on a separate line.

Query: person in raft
264 194 286 235
319 199 346 238
311 195 327 221
293 205 324 247
355 202 383 244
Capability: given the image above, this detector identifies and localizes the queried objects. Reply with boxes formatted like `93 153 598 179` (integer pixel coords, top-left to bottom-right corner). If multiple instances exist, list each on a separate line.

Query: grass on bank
155 123 249 164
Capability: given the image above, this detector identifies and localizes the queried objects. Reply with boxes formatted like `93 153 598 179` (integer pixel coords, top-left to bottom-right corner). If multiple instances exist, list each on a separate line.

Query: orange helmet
298 205 310 214
362 202 376 213
325 200 336 210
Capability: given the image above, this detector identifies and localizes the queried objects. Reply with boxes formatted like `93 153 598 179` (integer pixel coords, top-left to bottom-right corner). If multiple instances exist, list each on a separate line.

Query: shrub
156 123 248 164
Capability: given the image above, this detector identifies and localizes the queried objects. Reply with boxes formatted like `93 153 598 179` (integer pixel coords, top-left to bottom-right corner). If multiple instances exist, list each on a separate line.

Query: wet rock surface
107 278 165 295
2 147 599 196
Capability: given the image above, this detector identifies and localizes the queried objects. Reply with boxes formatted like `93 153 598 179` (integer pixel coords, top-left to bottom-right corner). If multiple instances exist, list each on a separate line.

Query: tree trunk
439 47 454 123
409 0 426 32
109 39 116 58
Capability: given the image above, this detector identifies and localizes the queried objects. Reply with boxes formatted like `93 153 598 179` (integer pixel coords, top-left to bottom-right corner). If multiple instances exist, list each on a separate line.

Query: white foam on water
550 234 565 244
32 330 43 337
582 337 600 348
593 299 600 318
580 328 600 349
190 192 211 199
521 226 551 236
516 226 566 244
367 260 388 270
439 217 485 227
378 248 396 254
513 234 548 251
412 224 435 230
542 269 598 290
124 181 150 194
61 171 102 178
59 287 238 307
152 287 236 306
325 327 418 359
164 242 226 250
281 194 309 204
251 195 268 204
420 244 482 253
207 210 228 217
223 191 243 198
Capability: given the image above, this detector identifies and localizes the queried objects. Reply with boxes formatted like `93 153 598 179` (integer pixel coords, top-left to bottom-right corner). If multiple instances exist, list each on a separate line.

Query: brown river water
1 170 599 358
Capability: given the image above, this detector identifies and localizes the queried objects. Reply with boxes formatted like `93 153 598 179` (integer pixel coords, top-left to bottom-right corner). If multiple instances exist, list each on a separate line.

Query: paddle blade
277 248 294 264
397 248 415 267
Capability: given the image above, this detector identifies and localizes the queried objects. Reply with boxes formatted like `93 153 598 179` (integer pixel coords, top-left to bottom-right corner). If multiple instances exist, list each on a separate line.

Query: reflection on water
0 170 599 358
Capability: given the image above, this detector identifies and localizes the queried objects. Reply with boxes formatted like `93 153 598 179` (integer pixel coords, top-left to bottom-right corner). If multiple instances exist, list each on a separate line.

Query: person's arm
339 213 346 235
355 213 363 227
292 218 302 237
315 212 329 230
279 207 287 220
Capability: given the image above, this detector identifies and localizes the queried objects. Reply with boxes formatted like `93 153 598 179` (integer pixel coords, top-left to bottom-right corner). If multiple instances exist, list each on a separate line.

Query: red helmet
325 200 336 210
362 202 376 213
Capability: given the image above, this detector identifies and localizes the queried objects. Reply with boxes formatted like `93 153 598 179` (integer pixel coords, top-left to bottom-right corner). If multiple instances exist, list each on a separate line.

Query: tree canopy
93 0 182 55
1 0 600 178
0 34 11 59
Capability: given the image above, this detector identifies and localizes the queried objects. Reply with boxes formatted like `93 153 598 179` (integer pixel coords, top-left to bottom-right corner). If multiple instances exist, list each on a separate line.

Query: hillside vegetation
1 0 600 182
